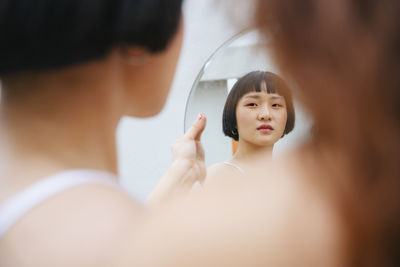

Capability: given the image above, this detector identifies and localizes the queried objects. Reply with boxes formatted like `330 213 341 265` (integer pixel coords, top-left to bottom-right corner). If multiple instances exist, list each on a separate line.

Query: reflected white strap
223 161 245 174
0 169 119 238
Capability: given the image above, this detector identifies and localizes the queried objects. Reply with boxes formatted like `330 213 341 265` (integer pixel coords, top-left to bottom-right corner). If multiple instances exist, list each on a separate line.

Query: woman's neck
0 62 123 186
232 139 274 165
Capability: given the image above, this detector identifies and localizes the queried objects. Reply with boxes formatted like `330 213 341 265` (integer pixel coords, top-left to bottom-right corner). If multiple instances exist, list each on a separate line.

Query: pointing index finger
184 113 206 141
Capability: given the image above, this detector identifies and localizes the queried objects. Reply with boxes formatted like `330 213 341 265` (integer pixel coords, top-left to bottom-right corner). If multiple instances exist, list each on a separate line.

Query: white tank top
0 169 122 238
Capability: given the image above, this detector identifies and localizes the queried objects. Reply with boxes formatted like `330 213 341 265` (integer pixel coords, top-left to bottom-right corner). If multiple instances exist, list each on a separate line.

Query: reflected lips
257 124 274 133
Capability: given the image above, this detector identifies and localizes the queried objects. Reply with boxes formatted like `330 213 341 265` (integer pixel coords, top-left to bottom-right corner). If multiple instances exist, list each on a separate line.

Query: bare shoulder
122 154 345 267
205 162 242 187
0 183 145 267
207 162 231 173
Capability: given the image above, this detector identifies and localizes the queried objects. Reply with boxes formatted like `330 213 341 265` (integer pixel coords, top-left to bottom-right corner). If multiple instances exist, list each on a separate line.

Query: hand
170 113 207 185
147 114 207 206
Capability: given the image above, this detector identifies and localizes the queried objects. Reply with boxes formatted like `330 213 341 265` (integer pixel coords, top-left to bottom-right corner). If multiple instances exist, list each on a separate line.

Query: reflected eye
246 103 257 107
272 103 283 108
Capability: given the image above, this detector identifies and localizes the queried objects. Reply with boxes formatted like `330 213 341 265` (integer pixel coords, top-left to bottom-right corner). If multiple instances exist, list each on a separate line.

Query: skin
0 17 207 266
119 152 345 267
236 91 287 149
205 86 288 185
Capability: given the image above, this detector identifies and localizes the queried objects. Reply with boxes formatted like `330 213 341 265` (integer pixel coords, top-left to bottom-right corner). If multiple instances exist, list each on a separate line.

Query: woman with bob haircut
205 70 295 182
0 0 207 266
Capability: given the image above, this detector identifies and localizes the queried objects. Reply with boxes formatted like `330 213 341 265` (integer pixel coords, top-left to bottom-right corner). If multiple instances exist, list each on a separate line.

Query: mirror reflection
184 30 312 167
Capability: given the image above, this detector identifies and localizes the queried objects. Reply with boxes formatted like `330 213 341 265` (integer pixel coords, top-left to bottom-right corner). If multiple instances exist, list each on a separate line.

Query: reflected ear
118 45 151 65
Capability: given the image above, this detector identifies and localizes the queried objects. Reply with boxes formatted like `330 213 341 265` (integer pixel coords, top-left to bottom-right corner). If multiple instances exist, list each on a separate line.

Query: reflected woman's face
236 90 287 146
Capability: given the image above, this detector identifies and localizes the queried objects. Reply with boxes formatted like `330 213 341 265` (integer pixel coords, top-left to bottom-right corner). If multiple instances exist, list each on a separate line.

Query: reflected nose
258 105 271 121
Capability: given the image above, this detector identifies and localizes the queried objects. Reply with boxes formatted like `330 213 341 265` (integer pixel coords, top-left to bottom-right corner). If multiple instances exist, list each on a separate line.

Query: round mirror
184 29 312 167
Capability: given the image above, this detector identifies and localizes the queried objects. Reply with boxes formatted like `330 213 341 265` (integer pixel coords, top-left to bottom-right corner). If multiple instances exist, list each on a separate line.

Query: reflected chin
255 135 282 145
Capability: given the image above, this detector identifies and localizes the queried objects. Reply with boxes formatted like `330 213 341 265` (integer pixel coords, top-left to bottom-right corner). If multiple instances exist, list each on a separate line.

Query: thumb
184 113 206 141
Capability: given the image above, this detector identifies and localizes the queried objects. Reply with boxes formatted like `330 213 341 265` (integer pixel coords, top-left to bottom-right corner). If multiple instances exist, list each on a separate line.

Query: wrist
164 159 195 187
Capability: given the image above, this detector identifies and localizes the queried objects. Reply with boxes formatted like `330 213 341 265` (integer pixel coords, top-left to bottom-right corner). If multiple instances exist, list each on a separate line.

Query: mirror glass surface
185 29 312 167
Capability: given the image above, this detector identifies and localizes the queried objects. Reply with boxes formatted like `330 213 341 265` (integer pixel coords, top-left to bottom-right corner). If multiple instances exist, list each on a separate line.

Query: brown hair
255 0 400 266
222 71 295 141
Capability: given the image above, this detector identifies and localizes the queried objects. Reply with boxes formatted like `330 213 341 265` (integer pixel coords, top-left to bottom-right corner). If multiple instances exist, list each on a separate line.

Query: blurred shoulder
0 182 145 267
125 152 345 267
207 162 230 175
205 162 242 187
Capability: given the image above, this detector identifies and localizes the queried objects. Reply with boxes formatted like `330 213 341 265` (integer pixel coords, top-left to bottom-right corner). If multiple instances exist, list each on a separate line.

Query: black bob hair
0 0 183 75
223 71 295 141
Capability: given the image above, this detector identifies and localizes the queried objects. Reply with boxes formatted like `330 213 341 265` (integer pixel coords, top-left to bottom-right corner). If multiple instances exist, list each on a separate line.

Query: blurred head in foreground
256 0 400 266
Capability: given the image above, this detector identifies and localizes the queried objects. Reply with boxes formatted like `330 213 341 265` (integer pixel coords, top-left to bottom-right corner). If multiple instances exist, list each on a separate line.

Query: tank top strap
223 161 245 174
0 169 120 238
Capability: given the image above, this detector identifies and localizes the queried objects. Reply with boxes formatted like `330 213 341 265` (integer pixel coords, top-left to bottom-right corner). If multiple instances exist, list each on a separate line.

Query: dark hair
256 0 400 266
0 0 183 75
222 71 295 141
